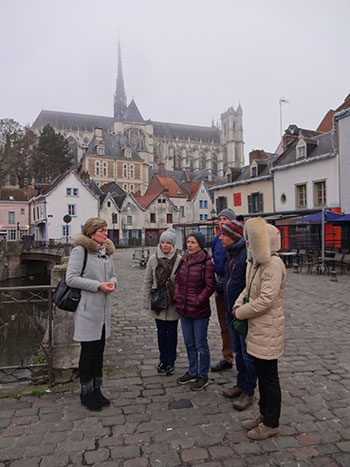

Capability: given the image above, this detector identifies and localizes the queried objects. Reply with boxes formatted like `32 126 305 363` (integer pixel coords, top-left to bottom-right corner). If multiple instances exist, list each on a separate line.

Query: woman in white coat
66 218 117 411
143 228 181 376
233 217 286 440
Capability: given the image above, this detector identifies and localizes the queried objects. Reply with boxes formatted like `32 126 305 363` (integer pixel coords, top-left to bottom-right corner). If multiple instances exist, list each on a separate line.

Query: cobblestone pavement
1 248 350 466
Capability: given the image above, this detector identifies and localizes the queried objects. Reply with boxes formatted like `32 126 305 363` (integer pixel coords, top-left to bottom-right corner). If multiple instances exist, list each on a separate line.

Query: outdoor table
279 252 298 268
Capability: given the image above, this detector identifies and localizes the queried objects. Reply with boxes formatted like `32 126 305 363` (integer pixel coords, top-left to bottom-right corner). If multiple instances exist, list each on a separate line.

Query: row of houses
0 168 214 246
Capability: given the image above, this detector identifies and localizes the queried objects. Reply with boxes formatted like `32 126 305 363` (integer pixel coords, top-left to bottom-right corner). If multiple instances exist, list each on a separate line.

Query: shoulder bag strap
81 248 88 276
246 264 260 302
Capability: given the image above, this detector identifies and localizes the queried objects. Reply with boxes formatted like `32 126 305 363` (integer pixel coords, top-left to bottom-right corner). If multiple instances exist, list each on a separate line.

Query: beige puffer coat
235 217 286 360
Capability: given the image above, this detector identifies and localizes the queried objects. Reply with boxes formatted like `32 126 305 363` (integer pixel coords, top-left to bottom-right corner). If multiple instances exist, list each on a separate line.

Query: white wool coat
66 235 117 342
235 218 286 360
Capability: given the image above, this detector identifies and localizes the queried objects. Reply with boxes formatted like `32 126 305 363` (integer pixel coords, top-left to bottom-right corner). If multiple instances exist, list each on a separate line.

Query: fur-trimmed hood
244 217 281 264
73 234 115 255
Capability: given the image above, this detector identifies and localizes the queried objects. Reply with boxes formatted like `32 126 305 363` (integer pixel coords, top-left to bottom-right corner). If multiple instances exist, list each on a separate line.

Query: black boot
94 377 110 407
80 380 102 411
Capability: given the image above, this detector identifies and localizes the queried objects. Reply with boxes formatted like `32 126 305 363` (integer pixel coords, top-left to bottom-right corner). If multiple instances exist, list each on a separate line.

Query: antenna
279 97 289 139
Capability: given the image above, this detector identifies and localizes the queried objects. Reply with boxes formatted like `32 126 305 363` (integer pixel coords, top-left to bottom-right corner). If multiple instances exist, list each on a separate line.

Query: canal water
0 274 50 384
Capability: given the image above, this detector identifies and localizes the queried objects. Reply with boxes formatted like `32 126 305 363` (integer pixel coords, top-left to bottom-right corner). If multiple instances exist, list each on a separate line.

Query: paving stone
84 448 110 464
40 455 70 467
336 441 350 452
123 458 149 467
110 445 140 460
149 452 181 467
181 447 209 462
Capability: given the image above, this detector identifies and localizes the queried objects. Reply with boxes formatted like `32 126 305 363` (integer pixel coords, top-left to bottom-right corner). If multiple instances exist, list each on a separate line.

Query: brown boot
247 422 280 440
222 385 242 399
233 393 254 411
241 412 263 430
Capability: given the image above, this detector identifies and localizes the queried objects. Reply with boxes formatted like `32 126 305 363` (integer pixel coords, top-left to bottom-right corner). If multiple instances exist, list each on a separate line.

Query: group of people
66 211 286 441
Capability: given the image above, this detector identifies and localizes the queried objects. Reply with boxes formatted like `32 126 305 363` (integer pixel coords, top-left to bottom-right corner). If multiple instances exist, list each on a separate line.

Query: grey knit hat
218 208 236 221
187 231 206 250
159 228 177 246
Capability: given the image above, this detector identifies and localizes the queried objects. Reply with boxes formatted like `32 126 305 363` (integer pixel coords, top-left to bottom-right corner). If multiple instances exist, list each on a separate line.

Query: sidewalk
1 248 350 466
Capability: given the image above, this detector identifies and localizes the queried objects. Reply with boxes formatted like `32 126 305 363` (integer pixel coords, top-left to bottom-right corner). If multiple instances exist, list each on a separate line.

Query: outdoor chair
132 248 150 267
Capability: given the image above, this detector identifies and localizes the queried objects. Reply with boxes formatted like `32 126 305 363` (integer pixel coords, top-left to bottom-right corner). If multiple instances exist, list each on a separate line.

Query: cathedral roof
122 100 144 123
152 121 220 143
85 131 143 161
32 110 115 133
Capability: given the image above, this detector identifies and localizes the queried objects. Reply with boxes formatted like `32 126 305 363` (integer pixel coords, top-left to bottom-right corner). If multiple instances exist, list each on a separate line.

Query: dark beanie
218 208 236 221
187 231 206 250
221 220 244 243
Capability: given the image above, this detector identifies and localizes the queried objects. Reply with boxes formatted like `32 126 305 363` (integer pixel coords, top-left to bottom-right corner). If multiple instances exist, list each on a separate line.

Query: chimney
185 167 191 182
249 149 268 165
94 128 103 141
158 163 165 177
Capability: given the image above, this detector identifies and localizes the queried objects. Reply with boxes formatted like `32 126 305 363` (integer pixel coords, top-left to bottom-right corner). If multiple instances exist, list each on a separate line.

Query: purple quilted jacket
174 250 215 319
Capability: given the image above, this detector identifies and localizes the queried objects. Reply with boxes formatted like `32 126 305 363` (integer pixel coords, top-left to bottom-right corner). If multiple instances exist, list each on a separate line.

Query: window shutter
259 193 264 212
248 195 252 213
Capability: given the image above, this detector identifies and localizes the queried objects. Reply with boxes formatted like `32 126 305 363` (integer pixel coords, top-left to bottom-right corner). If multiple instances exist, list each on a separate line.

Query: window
130 184 134 193
158 199 162 203
97 146 104 155
200 214 208 221
62 224 71 237
33 208 35 221
251 166 257 177
8 212 15 224
162 199 166 203
8 229 17 241
107 201 111 207
123 184 128 191
68 204 76 216
248 192 264 213
37 207 40 219
125 150 132 159
130 164 134 179
112 213 118 223
297 145 306 159
103 162 107 177
127 215 132 225
95 161 100 176
216 196 227 213
199 200 208 209
150 213 156 223
180 206 185 217
314 180 326 207
66 187 79 197
167 214 173 223
123 164 127 178
296 184 307 208
21 208 25 215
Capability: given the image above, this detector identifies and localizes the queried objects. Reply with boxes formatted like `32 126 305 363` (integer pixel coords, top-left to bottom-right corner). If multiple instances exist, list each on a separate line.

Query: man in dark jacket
220 220 257 411
211 208 236 372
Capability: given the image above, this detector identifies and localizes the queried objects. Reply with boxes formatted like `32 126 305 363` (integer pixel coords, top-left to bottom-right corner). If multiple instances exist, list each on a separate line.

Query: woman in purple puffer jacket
174 231 215 391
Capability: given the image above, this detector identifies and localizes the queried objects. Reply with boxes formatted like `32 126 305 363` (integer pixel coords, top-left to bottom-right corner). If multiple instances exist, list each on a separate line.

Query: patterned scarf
155 252 177 292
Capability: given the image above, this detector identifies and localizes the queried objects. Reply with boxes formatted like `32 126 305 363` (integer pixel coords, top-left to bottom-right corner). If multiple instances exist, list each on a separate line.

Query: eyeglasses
96 229 108 234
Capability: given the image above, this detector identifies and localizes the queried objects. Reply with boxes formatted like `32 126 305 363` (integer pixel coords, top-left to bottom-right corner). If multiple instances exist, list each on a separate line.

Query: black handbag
151 287 168 312
53 248 88 312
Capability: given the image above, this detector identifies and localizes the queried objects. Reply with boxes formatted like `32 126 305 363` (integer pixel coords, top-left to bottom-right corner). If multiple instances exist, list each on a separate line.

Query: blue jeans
180 316 210 379
226 311 257 396
155 319 178 366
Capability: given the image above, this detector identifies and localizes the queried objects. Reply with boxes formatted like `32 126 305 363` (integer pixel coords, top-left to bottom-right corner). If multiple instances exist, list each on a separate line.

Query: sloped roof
187 182 202 201
273 131 333 168
316 93 350 133
122 100 144 123
0 187 37 201
34 169 98 199
100 181 125 195
152 121 220 143
134 192 160 209
157 177 187 197
85 131 143 161
32 110 115 132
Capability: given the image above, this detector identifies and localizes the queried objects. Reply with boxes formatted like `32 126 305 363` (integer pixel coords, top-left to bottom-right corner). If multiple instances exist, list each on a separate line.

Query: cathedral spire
114 41 127 121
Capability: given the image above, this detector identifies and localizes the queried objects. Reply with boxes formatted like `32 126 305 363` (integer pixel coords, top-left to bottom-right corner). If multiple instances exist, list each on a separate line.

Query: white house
272 130 339 213
186 180 214 222
335 109 350 214
29 170 99 242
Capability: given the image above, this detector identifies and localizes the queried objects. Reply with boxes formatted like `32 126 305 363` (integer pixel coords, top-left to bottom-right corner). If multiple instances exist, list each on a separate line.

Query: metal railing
0 285 55 386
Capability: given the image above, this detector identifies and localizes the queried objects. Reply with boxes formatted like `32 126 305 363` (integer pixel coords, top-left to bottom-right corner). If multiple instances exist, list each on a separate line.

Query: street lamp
279 97 289 139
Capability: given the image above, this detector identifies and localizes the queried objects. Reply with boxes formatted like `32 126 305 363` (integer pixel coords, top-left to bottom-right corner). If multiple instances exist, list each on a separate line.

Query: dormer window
125 149 132 159
97 145 105 155
296 139 307 160
251 166 257 177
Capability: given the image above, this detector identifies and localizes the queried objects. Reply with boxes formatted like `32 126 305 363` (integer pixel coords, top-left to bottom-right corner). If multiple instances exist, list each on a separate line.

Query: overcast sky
1 0 349 163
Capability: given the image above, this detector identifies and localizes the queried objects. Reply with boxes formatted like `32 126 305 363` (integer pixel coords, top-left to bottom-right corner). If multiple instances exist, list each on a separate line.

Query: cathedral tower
113 41 127 121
